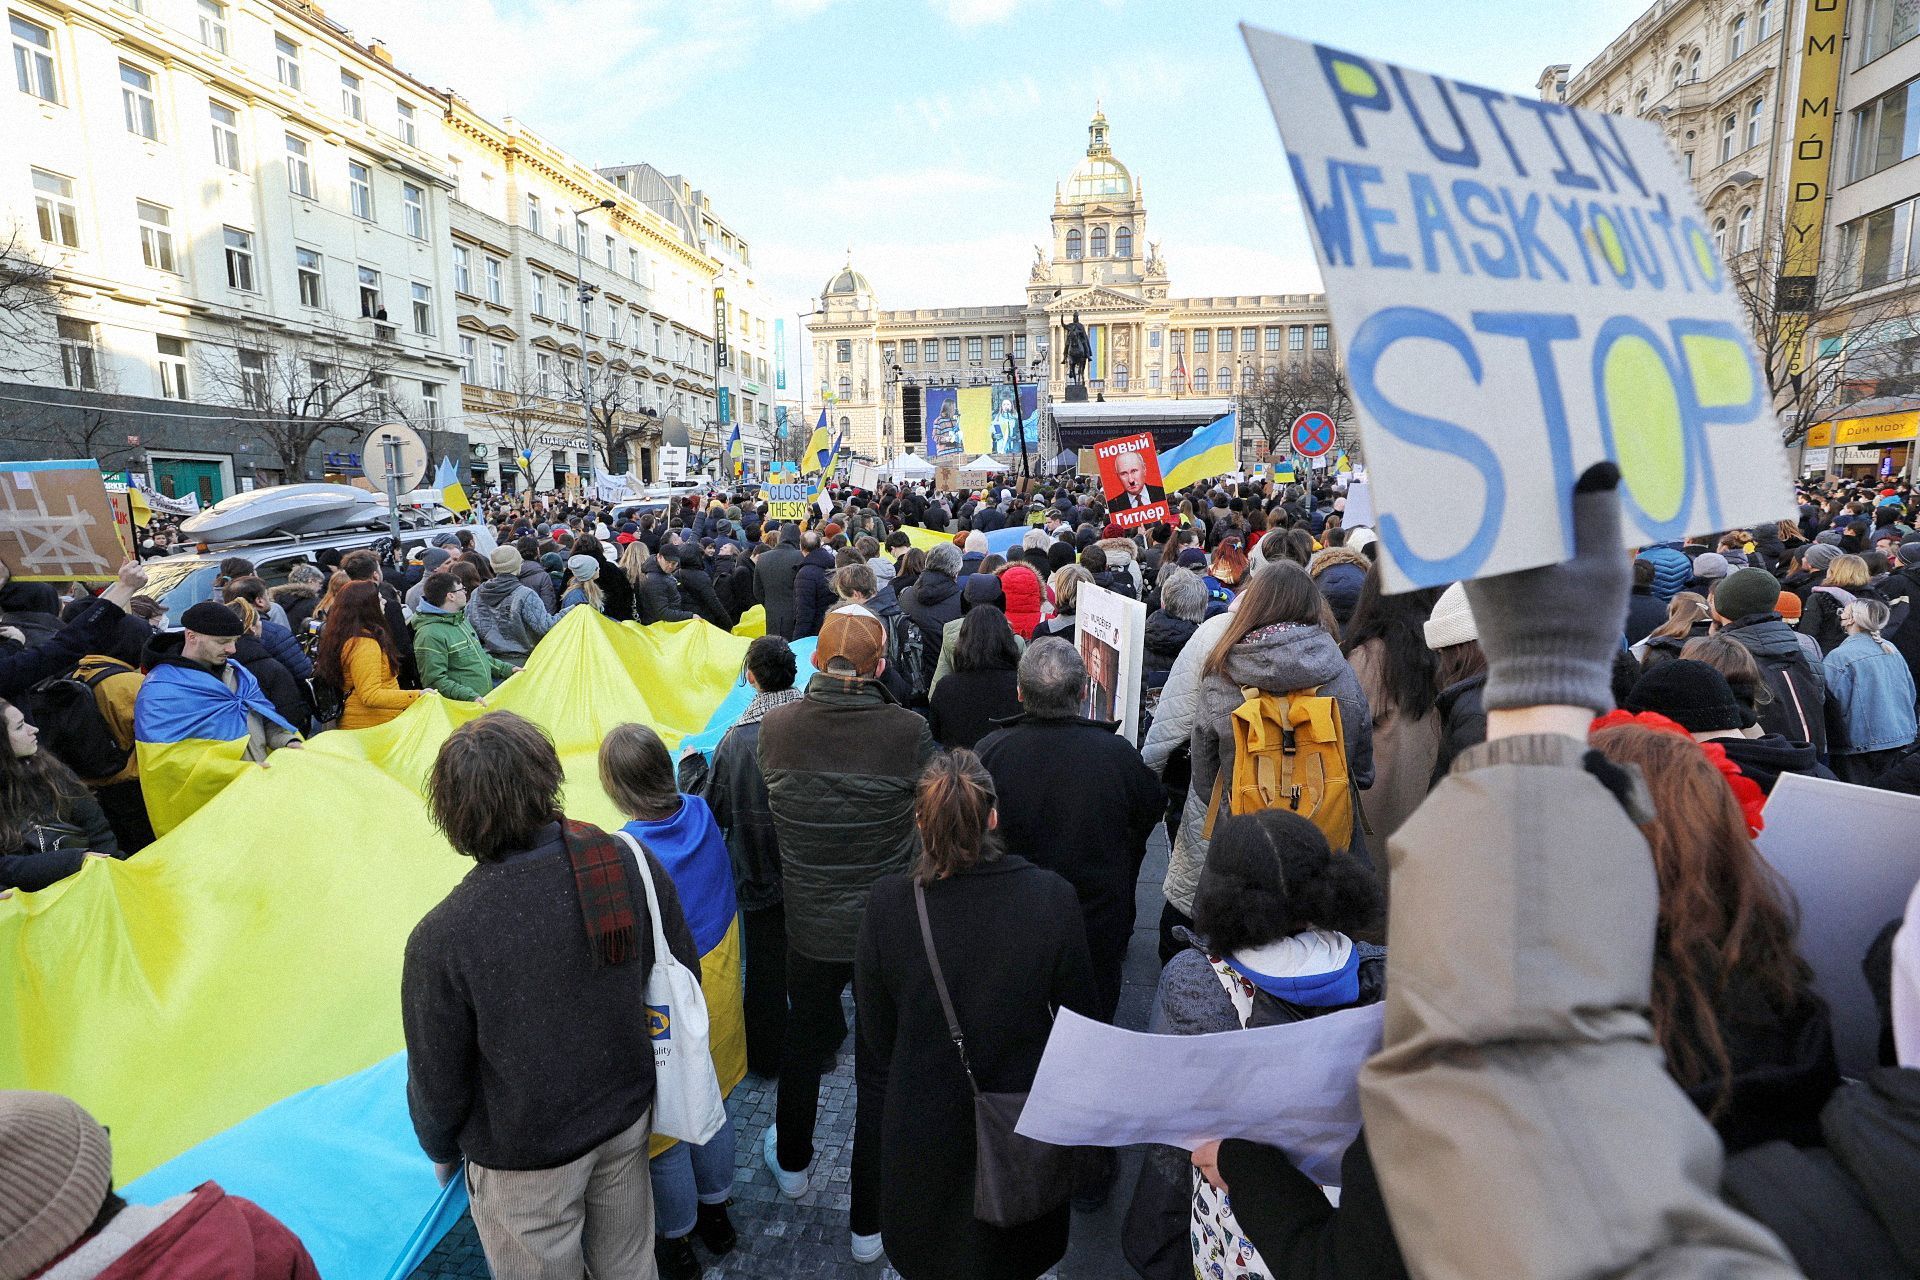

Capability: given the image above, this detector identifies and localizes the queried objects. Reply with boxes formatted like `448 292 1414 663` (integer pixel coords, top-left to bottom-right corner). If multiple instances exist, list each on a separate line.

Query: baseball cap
814 605 886 676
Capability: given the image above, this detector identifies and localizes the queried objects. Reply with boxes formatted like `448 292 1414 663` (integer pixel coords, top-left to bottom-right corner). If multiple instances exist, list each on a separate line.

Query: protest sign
1343 480 1374 529
1243 27 1795 591
1757 773 1920 1076
1093 432 1173 530
1016 1005 1384 1186
848 461 882 492
0 459 129 581
1075 582 1146 741
765 483 809 522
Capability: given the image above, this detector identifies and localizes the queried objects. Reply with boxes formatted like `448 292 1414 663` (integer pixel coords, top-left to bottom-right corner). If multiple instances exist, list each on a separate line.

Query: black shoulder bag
914 881 1075 1228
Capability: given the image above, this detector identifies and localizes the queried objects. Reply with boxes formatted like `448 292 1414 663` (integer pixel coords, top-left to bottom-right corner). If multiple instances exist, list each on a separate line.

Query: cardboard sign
0 460 129 581
1244 27 1795 591
1094 432 1173 530
765 483 809 522
1075 581 1147 741
1757 772 1920 1077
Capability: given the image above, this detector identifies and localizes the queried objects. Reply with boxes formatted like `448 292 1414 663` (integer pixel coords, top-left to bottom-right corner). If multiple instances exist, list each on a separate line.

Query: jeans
774 947 884 1237
650 1114 737 1239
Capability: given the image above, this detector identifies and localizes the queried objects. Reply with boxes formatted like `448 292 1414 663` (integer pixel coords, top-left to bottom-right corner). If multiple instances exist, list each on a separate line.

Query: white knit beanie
0 1092 113 1277
1423 582 1479 650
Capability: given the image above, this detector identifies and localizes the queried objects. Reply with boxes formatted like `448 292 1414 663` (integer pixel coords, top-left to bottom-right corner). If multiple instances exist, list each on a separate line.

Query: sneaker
850 1230 885 1264
762 1124 808 1198
655 1233 702 1280
694 1200 737 1256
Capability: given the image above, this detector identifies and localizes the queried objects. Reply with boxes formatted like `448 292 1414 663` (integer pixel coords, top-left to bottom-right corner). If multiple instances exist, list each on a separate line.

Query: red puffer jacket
31 1182 319 1280
1000 563 1044 639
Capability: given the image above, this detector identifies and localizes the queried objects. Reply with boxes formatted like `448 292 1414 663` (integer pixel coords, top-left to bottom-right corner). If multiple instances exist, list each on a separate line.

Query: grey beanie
0 1091 113 1277
1900 539 1920 566
1689 551 1730 581
1804 543 1842 571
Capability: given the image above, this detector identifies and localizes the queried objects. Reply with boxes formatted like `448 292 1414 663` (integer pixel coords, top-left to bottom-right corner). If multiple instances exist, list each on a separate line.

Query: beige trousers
465 1109 656 1280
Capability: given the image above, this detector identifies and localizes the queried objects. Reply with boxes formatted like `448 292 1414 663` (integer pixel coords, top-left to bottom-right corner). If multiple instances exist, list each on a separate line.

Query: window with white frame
525 195 541 235
1747 97 1764 150
1194 329 1210 354
484 255 503 303
489 341 507 389
348 161 373 219
531 271 548 316
989 335 1005 360
340 69 362 120
1193 367 1209 392
945 337 961 362
402 182 425 238
1713 216 1728 257
1265 326 1283 351
1241 327 1258 352
57 318 96 389
1289 325 1306 351
395 99 416 146
1737 205 1753 252
156 335 188 398
604 234 616 270
223 226 255 290
239 348 267 405
1757 0 1772 38
12 14 56 101
1860 0 1920 64
536 352 553 394
1149 368 1161 391
555 287 569 328
421 382 441 422
1720 113 1737 162
1312 324 1329 350
1014 334 1026 359
358 265 381 317
458 335 477 383
136 200 175 271
967 336 983 361
453 245 472 294
273 35 300 90
296 245 323 307
31 169 76 247
209 100 240 169
285 133 314 197
121 63 157 139
197 0 228 53
627 247 639 281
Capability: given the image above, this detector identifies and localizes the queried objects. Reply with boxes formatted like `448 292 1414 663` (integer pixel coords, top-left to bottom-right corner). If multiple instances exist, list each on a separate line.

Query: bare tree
0 228 59 379
1235 355 1352 459
1729 216 1920 445
202 331 409 480
561 359 655 475
479 365 572 491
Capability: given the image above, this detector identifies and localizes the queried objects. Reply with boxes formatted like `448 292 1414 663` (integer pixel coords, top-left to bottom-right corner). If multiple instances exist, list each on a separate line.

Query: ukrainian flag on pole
1158 412 1240 491
432 456 471 514
801 410 833 476
807 427 845 503
725 425 743 478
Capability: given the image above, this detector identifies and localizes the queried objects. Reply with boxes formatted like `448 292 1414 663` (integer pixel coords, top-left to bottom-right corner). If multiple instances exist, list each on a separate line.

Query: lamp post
572 198 617 487
1003 351 1031 484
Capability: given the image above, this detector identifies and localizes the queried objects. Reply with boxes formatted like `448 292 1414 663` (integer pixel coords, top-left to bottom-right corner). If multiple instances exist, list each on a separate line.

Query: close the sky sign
1242 26 1794 591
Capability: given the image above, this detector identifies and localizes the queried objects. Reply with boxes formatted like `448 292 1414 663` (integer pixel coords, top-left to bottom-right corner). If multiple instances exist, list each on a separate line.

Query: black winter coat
758 672 934 963
1624 587 1668 644
713 560 757 625
755 544 804 638
676 564 733 631
977 715 1163 1018
1430 674 1487 785
927 666 1020 750
900 571 962 679
0 786 119 891
704 709 784 911
792 548 837 639
854 858 1099 1280
1144 611 1200 685
0 595 130 701
635 561 694 625
598 556 636 623
235 634 311 734
1210 1133 1408 1280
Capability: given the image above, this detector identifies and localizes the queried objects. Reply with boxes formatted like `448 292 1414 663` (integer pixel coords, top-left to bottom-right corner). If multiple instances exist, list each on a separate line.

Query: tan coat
1345 638 1440 869
1360 733 1798 1280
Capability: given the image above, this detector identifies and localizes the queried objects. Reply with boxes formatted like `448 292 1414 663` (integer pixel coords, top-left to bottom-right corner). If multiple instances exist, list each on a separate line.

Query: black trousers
94 779 155 854
741 902 789 1078
774 947 883 1237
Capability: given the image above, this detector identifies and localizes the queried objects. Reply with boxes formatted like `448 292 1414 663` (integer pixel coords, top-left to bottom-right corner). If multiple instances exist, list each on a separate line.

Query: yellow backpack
1202 684 1354 851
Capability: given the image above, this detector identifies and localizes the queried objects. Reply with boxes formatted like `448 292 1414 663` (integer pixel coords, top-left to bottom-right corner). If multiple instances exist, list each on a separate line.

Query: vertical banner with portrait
991 383 1041 452
1095 432 1173 530
924 387 962 458
1076 582 1147 742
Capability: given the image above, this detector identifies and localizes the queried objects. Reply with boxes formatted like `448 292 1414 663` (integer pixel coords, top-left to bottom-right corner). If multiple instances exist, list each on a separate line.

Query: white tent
884 453 935 481
959 454 1001 474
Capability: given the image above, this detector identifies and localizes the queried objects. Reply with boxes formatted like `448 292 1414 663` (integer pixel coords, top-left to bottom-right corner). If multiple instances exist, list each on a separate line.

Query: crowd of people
4 461 1920 1280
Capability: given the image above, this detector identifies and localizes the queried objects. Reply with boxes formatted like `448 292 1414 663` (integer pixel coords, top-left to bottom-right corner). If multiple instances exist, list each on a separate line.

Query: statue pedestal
1064 384 1089 403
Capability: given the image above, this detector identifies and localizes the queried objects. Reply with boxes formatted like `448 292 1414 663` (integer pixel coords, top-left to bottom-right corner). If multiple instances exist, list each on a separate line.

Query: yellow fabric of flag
1 610 751 1182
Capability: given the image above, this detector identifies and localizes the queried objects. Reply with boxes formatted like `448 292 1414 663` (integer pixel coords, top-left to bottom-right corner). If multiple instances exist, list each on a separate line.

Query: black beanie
1624 659 1746 733
180 601 244 638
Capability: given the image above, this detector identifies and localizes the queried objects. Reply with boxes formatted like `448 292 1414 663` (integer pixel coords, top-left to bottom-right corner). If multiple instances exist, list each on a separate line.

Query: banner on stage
1243 27 1794 591
1094 432 1172 530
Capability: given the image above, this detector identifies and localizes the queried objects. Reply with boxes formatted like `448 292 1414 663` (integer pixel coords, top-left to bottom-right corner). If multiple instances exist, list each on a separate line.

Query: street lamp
1003 351 1031 483
572 197 617 487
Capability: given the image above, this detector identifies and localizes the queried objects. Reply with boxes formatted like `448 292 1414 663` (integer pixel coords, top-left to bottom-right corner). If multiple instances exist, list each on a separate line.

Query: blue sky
319 0 1649 334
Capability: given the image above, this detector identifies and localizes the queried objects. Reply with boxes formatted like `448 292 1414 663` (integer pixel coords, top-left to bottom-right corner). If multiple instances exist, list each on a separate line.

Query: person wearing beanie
1635 544 1692 603
558 553 604 618
403 546 454 613
1308 547 1369 630
467 547 554 664
1150 809 1388 1278
1685 551 1731 595
1624 660 1746 734
1421 582 1487 781
1709 567 1831 753
0 1090 319 1278
674 541 734 631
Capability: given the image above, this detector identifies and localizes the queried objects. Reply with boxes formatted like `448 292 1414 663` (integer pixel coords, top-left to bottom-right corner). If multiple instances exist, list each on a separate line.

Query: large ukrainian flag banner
133 659 300 836
2 610 758 1277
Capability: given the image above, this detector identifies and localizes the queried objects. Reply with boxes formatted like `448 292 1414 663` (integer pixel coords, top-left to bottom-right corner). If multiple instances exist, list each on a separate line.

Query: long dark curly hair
315 580 400 689
0 697 90 852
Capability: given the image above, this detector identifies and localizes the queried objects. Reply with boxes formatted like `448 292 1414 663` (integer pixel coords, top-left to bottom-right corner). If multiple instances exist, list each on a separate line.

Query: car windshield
137 559 220 614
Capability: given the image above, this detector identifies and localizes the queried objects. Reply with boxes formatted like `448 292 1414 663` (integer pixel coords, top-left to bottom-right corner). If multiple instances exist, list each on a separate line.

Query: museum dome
1063 106 1133 203
823 261 873 297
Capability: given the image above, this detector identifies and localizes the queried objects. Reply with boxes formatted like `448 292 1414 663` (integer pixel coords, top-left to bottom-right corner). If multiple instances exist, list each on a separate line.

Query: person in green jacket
412 572 516 702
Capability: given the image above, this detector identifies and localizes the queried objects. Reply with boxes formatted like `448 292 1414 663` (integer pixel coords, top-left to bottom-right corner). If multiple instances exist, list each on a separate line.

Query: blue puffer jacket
1636 544 1692 603
257 619 312 679
1822 632 1919 754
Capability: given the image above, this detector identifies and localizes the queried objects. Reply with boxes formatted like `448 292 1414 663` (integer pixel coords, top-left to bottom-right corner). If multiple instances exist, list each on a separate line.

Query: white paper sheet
1015 1004 1383 1187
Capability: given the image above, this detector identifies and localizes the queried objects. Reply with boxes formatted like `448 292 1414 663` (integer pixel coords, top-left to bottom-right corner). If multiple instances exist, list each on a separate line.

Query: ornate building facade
807 109 1332 460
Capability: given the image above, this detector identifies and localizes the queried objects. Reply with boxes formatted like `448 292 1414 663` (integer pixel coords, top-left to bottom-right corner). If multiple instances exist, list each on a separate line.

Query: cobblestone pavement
412 831 1172 1279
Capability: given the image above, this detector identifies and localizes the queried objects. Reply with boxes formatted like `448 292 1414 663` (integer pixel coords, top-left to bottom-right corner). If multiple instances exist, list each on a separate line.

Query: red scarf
563 820 637 967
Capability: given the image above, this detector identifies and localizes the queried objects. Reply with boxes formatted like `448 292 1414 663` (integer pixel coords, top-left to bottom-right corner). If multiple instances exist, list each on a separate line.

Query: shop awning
1806 409 1920 448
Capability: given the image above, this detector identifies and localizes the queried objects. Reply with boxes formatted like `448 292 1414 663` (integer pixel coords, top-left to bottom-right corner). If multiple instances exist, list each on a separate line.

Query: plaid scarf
563 820 637 967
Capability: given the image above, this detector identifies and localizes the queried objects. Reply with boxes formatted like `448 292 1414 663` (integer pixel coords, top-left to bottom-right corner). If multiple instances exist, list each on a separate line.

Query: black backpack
1751 646 1829 755
28 661 135 780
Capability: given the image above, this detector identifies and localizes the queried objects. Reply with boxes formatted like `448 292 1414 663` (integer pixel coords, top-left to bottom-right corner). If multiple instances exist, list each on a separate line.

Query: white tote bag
614 830 727 1145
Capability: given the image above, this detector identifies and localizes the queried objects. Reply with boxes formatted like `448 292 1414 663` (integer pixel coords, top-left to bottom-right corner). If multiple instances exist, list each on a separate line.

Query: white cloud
931 0 1029 26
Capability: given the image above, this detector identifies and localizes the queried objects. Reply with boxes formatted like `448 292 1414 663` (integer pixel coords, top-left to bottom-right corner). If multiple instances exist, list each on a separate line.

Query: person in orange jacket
315 581 428 731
